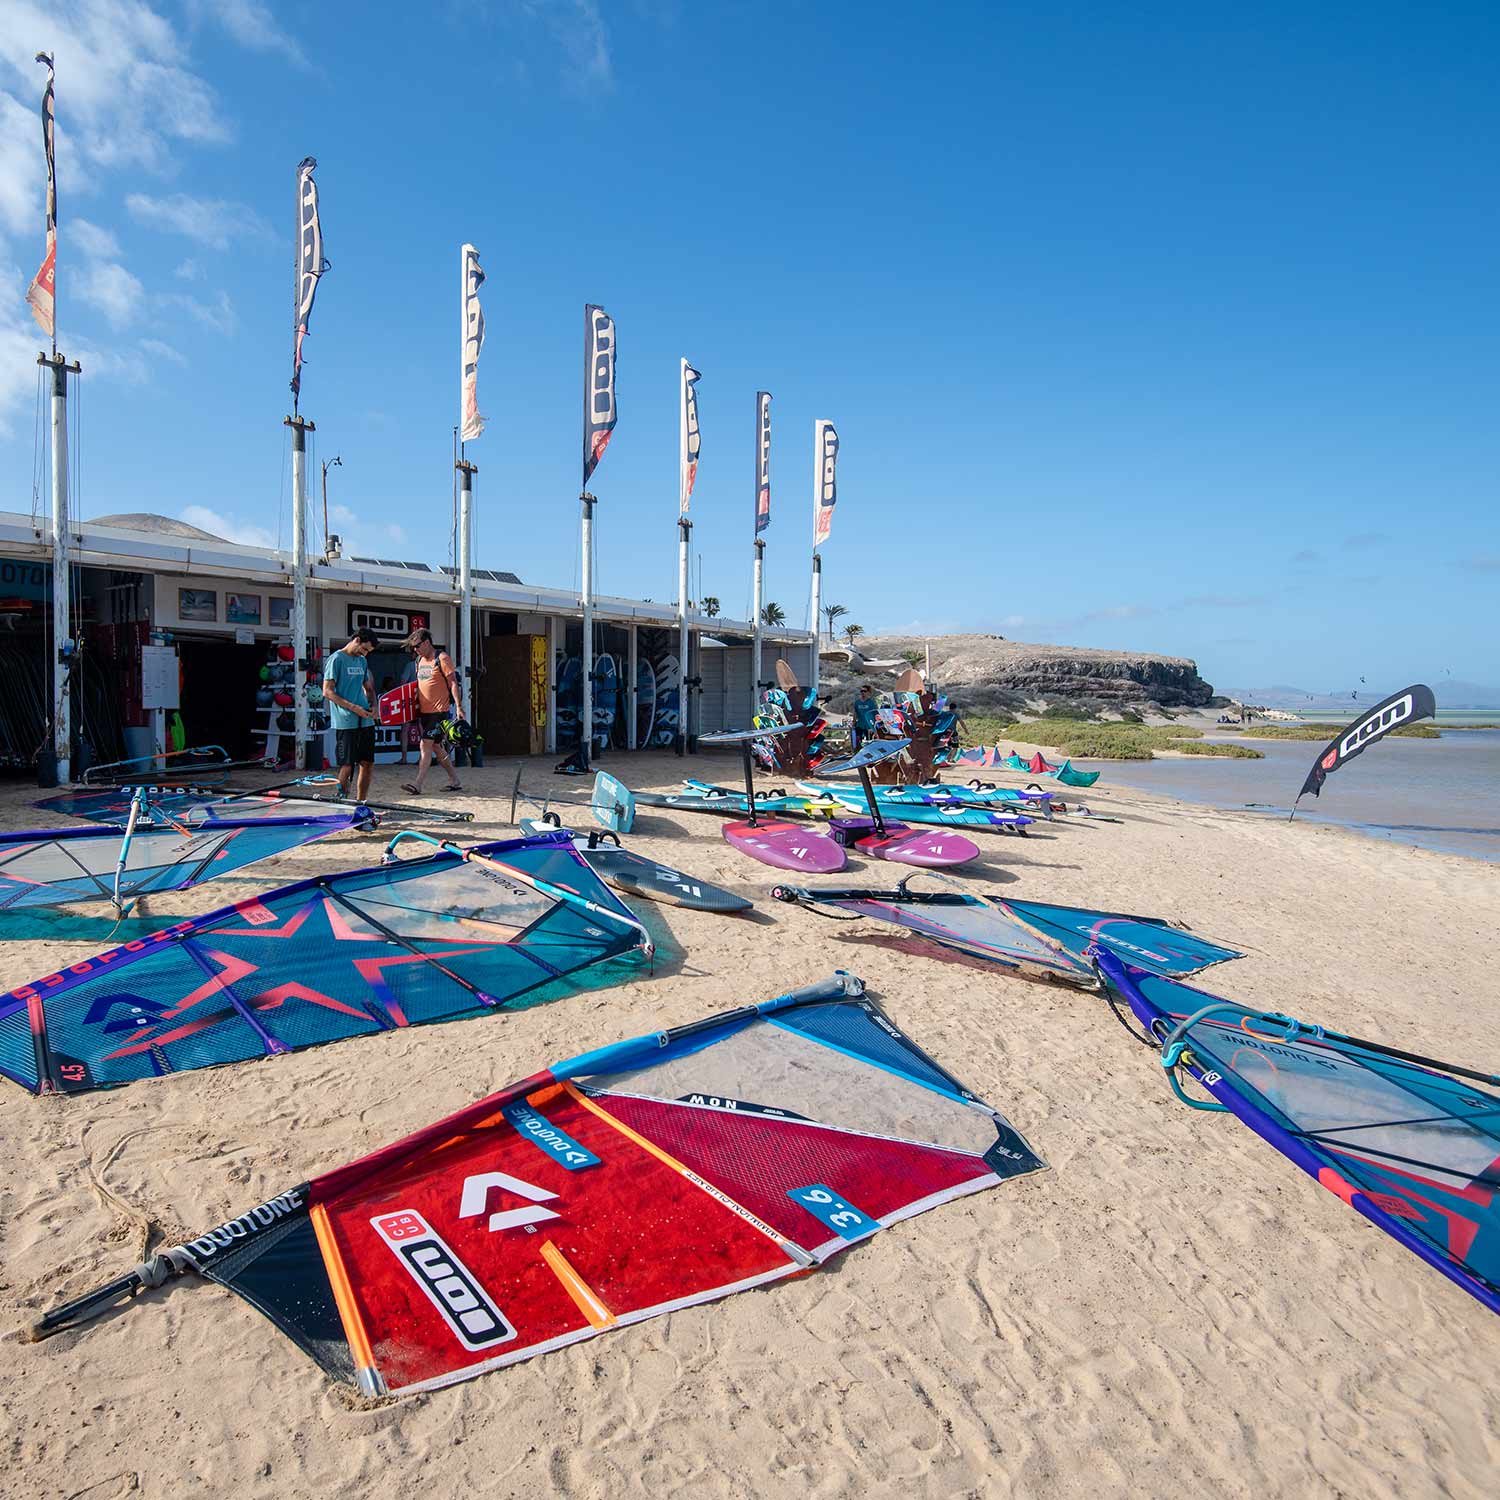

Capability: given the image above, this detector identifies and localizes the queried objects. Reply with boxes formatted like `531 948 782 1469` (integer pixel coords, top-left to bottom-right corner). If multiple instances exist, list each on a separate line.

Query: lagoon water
1102 728 1500 862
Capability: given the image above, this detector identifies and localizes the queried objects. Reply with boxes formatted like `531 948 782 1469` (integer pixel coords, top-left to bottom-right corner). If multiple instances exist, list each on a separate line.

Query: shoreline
1 755 1497 1499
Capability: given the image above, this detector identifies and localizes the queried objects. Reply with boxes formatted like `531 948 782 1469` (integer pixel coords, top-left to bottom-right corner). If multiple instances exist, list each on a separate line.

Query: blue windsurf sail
0 804 373 914
1098 950 1500 1316
0 831 651 1095
773 880 1240 984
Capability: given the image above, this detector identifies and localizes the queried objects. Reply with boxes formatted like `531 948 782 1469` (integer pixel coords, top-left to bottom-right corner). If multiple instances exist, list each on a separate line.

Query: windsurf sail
39 778 472 826
1294 684 1437 807
34 972 1044 1393
0 803 374 915
80 745 271 786
773 878 1241 984
1096 950 1500 1317
0 830 650 1095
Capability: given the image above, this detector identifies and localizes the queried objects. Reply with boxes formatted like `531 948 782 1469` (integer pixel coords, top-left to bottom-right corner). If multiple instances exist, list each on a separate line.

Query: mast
677 519 691 751
285 415 313 769
42 353 79 784
751 538 764 720
457 459 476 693
677 357 695 755
809 552 822 699
581 492 595 754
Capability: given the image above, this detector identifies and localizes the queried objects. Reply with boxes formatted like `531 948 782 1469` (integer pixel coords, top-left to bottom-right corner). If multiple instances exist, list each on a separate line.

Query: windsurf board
723 819 845 873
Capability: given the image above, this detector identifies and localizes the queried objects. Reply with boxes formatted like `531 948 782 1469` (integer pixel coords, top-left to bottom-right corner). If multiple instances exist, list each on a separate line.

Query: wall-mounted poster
226 592 262 625
179 588 217 622
269 597 291 628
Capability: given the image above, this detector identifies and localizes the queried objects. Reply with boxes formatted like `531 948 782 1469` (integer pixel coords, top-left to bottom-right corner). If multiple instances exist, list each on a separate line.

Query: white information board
141 645 181 710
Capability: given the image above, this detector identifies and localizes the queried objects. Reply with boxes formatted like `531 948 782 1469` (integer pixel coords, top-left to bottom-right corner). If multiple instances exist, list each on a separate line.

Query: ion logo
458 1169 561 1232
1340 693 1414 758
371 1210 515 1350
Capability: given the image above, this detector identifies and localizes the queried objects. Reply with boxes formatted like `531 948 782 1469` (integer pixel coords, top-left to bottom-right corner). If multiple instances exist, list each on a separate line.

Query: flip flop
402 783 421 795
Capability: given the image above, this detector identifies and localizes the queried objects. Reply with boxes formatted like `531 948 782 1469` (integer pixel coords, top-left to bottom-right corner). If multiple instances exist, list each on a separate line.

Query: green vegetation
1174 740 1264 758
953 714 1264 761
1232 722 1439 741
899 650 924 667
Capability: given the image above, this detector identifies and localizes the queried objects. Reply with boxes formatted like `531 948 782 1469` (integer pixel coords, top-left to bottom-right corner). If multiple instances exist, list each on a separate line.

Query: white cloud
0 4 231 177
72 217 122 260
0 89 43 237
186 0 308 66
77 260 144 328
327 504 416 561
180 504 275 547
0 305 42 439
159 288 237 334
126 191 271 249
174 257 204 280
139 336 186 365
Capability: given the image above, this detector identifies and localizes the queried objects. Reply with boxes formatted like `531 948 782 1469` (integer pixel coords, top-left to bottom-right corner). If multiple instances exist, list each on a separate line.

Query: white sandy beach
1 753 1497 1500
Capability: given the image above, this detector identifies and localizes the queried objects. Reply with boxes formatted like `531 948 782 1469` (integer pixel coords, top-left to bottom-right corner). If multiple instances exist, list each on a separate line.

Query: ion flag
1296 684 1437 803
290 156 331 404
583 304 617 485
754 391 772 534
813 419 839 546
680 360 702 512
25 54 56 337
34 972 1044 1395
460 244 486 442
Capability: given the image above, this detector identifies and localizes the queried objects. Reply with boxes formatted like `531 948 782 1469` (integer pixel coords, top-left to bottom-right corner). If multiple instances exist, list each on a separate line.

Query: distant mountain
1225 681 1500 711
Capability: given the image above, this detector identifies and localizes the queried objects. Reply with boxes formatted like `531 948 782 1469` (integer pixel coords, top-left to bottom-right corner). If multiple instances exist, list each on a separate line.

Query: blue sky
1 1 1496 695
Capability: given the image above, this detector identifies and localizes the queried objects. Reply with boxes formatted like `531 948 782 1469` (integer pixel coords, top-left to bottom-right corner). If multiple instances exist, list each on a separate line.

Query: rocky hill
845 634 1215 710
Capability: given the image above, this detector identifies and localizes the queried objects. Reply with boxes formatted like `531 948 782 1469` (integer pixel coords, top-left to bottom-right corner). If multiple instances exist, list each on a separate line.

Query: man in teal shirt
323 628 378 801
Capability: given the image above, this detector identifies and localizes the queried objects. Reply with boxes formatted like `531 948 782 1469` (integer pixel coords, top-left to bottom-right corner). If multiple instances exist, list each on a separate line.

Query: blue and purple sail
0 831 650 1095
1098 950 1500 1316
0 800 373 914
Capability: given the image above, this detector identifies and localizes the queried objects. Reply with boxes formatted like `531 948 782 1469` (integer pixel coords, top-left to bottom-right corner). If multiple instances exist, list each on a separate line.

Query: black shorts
419 711 449 742
335 726 376 767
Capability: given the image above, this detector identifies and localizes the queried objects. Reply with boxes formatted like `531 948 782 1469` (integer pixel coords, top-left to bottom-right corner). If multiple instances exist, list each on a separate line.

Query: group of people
322 627 466 801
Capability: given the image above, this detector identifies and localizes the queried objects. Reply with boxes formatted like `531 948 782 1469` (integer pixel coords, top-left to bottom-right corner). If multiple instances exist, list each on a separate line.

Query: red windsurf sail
35 974 1044 1394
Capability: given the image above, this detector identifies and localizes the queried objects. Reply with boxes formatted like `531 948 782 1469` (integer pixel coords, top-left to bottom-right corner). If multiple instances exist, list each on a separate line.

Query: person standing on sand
402 627 465 795
323 629 378 802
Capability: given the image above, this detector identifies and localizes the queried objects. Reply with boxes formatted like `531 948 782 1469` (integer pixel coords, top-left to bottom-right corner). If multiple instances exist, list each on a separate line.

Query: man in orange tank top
401 628 465 795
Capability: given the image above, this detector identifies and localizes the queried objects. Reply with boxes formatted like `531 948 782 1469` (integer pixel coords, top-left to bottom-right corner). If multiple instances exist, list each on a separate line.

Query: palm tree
822 603 848 643
844 622 864 647
761 601 785 627
701 596 720 618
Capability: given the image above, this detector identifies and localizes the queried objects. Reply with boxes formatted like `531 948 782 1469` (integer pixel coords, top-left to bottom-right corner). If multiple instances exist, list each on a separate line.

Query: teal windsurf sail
1098 950 1500 1317
0 830 651 1095
772 877 1240 983
0 801 375 915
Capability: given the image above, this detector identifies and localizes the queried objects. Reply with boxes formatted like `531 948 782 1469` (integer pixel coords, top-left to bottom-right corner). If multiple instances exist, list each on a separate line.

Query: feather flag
583 304 617 486
290 157 331 404
460 244 486 442
25 54 56 338
680 360 702 512
813 419 839 546
754 391 771 534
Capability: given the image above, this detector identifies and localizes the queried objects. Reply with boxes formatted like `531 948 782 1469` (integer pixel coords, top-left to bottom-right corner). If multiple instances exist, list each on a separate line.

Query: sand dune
1 753 1496 1499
